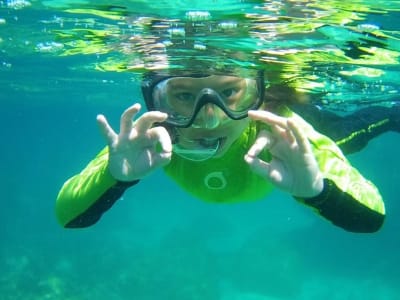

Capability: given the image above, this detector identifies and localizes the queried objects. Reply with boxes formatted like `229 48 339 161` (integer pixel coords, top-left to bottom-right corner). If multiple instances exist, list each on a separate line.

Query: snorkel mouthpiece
172 136 221 161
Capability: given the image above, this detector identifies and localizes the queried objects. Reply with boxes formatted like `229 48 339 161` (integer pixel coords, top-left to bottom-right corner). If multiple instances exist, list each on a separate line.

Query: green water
1 1 400 299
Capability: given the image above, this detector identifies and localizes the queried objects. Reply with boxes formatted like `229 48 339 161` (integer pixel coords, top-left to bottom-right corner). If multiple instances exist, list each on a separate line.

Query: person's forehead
166 75 244 88
150 66 260 78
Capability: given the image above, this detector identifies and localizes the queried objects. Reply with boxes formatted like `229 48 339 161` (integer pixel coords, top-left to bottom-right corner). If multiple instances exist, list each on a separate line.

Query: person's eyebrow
168 79 194 90
216 76 244 86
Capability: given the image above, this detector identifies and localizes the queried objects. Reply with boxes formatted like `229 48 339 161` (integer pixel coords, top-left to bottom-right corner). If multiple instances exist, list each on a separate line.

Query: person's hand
245 110 323 198
96 103 172 182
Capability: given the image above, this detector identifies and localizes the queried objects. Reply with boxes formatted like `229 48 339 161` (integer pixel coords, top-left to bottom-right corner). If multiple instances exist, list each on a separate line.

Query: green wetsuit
55 110 385 232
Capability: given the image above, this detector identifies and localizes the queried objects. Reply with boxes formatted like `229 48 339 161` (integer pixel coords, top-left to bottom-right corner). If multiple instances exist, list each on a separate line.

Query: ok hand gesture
97 103 172 182
245 110 323 198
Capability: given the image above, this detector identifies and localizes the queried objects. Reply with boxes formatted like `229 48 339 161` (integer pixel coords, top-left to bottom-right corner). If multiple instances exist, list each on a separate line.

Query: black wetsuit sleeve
288 111 385 233
291 104 395 155
56 147 141 228
65 180 139 228
300 179 385 233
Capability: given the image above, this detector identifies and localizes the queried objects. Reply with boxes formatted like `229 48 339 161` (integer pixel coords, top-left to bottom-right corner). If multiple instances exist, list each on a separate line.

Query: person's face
164 75 253 127
142 72 264 160
170 75 254 158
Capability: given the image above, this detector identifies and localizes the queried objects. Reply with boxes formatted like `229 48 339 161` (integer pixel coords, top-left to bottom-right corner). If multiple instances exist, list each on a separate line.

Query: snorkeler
55 70 386 233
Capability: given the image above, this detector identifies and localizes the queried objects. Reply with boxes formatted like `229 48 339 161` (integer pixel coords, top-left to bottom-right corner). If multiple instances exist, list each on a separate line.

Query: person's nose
192 103 222 129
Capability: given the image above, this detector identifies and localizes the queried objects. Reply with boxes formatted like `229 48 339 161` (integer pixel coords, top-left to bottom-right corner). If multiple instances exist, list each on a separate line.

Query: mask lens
150 73 263 127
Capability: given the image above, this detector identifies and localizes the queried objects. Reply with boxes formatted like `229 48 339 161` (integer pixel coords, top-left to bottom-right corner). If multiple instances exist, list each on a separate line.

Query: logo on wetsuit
204 171 227 190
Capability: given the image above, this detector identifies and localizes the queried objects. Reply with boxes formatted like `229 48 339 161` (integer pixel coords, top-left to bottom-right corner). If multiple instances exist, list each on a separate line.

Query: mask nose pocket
191 89 226 129
192 103 223 129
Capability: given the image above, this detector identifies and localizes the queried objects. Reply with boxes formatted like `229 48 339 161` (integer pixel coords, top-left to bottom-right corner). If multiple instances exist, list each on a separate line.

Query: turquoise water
1 1 400 299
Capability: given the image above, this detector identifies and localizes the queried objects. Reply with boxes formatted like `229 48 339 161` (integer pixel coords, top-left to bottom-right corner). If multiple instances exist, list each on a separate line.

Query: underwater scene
1 0 400 299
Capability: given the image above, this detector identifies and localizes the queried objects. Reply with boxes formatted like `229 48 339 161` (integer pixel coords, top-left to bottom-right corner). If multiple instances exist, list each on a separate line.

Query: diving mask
142 70 264 161
142 70 265 128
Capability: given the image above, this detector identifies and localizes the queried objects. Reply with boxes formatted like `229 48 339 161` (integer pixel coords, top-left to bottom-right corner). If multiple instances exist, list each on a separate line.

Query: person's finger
246 152 286 187
250 110 297 146
248 110 288 128
147 126 173 153
270 123 291 143
244 154 271 178
275 124 296 146
152 151 172 167
246 130 272 158
287 118 311 153
96 114 117 144
120 103 141 136
134 111 169 135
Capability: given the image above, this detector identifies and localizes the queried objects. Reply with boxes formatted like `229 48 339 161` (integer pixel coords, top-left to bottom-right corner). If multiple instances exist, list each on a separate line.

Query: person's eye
175 92 195 102
221 88 239 99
